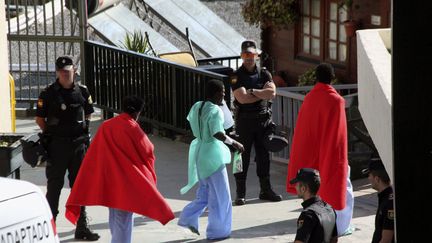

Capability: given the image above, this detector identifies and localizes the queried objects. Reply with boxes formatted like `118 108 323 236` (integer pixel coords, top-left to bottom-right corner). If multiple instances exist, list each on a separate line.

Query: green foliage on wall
242 0 299 29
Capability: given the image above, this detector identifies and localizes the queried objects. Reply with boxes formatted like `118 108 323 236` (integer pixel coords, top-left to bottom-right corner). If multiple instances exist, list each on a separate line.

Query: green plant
297 68 338 86
242 0 299 29
338 0 353 10
121 31 156 56
338 0 359 20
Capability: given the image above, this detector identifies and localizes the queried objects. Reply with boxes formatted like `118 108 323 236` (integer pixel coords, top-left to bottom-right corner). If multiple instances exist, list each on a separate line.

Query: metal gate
6 0 87 107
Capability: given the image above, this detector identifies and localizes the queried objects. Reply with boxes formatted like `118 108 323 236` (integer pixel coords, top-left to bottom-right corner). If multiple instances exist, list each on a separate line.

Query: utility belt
46 121 88 139
45 132 90 148
236 110 271 120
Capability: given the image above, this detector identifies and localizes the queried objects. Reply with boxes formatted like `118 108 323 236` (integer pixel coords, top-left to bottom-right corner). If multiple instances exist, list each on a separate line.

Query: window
299 0 348 63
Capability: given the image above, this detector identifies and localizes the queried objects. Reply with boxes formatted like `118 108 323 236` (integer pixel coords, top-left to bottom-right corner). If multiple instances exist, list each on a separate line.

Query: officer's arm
233 87 261 104
251 81 276 100
35 116 46 132
294 212 315 243
379 230 394 243
380 201 394 243
35 91 48 132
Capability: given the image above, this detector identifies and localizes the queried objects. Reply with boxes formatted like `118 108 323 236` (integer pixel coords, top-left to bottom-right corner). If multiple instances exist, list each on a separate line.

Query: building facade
262 0 391 85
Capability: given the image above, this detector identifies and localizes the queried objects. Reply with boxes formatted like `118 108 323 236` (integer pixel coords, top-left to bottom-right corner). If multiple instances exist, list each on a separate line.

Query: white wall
357 29 393 181
0 2 12 133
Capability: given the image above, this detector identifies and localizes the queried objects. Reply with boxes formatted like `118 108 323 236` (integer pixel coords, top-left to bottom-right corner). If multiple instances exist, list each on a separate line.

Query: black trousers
45 136 86 219
234 115 271 180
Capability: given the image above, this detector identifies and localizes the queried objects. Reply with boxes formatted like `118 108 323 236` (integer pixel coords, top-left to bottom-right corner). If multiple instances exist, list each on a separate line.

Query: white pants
178 167 232 240
335 166 354 236
109 208 133 243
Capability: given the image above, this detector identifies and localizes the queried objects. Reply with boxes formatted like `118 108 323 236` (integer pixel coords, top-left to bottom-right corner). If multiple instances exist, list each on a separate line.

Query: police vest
45 82 86 136
304 201 336 243
234 66 272 114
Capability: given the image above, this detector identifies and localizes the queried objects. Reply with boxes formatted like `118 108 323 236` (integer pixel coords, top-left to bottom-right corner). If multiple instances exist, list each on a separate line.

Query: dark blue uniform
295 196 338 243
232 65 280 202
232 66 272 180
36 80 94 219
372 186 394 243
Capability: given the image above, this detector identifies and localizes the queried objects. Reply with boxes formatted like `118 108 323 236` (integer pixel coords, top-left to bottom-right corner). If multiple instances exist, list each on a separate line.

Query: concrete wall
357 29 393 180
0 2 12 133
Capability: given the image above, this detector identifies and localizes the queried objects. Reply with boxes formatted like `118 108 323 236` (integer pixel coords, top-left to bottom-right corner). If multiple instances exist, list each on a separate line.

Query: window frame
296 0 349 66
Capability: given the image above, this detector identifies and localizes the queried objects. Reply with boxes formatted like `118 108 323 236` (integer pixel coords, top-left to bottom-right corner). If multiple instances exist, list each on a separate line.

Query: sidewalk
15 115 378 243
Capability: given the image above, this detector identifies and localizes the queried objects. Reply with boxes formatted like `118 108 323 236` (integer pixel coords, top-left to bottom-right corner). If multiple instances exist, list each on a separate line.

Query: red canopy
286 83 348 210
66 113 174 225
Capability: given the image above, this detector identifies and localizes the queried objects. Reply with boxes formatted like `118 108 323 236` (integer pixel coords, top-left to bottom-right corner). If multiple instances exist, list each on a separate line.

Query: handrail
280 84 358 92
197 55 242 70
84 40 232 133
85 41 228 79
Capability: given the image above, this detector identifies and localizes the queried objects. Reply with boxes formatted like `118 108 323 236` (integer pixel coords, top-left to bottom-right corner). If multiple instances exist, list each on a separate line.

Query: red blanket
65 113 174 225
286 83 348 210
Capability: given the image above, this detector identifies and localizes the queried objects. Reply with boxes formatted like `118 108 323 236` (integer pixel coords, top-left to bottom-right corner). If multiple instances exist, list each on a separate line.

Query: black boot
234 179 246 206
75 207 100 241
259 177 282 202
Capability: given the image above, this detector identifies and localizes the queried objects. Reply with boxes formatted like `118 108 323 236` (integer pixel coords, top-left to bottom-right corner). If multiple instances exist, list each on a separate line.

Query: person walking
65 95 175 243
286 63 353 235
178 79 244 240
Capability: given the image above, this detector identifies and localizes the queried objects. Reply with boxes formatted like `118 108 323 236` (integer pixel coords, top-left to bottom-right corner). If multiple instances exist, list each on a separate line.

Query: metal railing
197 56 242 71
6 0 87 105
271 84 358 163
84 41 231 133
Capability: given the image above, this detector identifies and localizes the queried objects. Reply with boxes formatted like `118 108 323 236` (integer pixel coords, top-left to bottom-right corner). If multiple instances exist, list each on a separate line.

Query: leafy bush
242 0 298 29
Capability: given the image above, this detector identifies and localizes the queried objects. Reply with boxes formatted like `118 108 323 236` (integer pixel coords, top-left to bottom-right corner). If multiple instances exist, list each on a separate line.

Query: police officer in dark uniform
231 40 282 205
362 159 394 243
290 168 338 243
35 55 100 241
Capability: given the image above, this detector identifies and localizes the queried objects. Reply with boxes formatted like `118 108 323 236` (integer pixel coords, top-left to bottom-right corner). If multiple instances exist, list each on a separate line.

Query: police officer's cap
290 168 320 185
362 158 386 175
55 55 74 71
241 40 262 55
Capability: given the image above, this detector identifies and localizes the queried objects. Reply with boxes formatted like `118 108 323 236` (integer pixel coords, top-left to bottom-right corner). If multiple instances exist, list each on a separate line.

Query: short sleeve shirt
36 82 94 118
295 197 338 242
36 81 94 137
372 186 395 243
231 65 272 113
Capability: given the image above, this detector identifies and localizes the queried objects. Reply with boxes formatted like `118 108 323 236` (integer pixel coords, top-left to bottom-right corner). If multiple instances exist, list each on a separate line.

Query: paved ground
14 115 378 243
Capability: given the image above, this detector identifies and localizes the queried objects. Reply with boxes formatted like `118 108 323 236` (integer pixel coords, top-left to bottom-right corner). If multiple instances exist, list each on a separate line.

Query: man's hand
233 87 261 104
264 81 273 89
232 140 245 153
250 82 276 100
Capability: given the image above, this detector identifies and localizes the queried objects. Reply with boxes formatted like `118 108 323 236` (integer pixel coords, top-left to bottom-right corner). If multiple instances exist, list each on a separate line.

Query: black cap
55 55 74 71
290 168 320 185
362 158 386 175
241 40 261 54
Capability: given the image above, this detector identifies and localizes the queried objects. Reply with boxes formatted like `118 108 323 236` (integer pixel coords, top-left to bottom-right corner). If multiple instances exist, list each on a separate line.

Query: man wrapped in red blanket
66 96 174 243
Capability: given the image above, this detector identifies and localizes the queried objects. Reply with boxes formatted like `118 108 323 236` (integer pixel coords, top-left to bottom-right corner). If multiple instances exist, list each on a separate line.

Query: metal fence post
78 0 88 84
171 66 177 127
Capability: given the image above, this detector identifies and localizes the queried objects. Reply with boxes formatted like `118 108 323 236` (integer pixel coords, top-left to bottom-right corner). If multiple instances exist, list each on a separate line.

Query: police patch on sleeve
231 76 237 85
387 210 394 220
297 219 304 229
37 99 44 108
88 96 93 104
